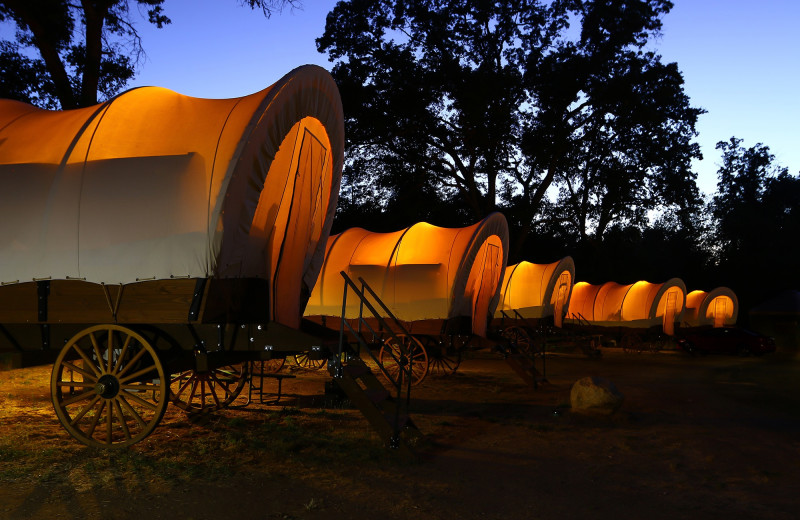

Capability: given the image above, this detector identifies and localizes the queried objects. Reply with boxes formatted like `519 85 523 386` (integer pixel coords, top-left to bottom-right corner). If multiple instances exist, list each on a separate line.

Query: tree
0 0 297 109
318 0 703 258
711 137 800 316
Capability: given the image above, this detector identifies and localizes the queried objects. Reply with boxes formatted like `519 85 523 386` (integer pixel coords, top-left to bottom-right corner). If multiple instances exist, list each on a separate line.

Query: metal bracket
40 323 50 350
188 278 207 322
101 283 123 322
37 280 50 322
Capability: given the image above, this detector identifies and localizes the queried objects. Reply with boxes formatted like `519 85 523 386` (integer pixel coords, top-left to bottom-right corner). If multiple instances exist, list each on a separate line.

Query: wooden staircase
328 357 422 459
496 310 548 388
493 337 547 389
327 272 423 458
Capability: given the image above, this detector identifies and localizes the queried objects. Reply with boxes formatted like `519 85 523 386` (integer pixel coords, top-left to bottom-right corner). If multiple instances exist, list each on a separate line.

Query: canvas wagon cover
0 65 343 325
496 257 575 326
567 278 686 334
305 213 509 336
684 287 738 328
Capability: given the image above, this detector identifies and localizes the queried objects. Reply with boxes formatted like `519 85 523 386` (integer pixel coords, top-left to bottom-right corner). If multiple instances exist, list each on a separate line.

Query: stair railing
498 308 547 381
333 271 415 444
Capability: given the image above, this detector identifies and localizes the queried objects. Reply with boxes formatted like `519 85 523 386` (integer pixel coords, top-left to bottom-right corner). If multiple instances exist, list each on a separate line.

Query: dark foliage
318 0 704 262
710 138 800 320
0 0 296 109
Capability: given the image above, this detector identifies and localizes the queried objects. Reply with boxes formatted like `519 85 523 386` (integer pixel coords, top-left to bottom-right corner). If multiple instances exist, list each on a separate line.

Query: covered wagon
492 257 576 359
0 65 344 447
495 257 575 327
305 213 509 382
565 278 686 351
684 287 738 328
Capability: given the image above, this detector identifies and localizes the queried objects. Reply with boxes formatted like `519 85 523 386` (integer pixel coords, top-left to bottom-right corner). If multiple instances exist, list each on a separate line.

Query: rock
570 376 624 416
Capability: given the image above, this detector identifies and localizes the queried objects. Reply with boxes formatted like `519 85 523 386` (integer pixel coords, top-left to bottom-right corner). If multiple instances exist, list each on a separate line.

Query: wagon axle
94 374 120 399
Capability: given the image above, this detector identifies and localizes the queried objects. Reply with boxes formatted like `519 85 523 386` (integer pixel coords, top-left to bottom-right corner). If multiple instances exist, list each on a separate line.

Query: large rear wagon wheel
169 363 249 414
423 335 462 376
501 325 537 357
51 325 168 448
379 334 429 386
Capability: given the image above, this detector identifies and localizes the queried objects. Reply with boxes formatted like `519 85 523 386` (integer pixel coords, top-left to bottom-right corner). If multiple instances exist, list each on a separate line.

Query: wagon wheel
421 335 462 376
621 333 644 353
646 336 667 353
501 325 537 357
379 334 429 386
258 357 286 373
169 363 249 414
50 325 168 448
293 352 327 370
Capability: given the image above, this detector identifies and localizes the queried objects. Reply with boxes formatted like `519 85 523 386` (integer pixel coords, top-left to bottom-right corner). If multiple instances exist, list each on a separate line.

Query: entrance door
713 298 727 328
470 242 500 336
269 123 329 328
553 272 571 328
663 290 678 336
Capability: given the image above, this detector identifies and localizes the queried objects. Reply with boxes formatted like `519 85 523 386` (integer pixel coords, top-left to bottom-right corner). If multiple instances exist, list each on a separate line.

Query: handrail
334 271 415 444
569 311 592 328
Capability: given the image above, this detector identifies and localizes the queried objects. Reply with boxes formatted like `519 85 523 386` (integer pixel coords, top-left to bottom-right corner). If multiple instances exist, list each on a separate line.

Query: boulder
570 376 623 416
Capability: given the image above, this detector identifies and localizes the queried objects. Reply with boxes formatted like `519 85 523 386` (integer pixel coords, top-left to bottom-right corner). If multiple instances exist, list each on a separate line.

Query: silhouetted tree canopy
710 137 800 316
318 0 704 259
0 0 298 109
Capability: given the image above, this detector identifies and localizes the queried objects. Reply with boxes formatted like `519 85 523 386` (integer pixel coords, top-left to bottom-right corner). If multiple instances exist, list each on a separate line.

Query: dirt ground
1 348 799 520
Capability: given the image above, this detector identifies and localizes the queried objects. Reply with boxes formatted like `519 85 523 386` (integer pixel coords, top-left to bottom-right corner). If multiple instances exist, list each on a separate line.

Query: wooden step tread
364 387 390 404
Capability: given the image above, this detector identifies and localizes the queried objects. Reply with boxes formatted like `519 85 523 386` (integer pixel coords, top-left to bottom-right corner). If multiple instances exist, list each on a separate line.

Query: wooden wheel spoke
120 382 161 391
106 329 115 373
105 401 114 444
117 394 148 430
119 388 158 411
186 379 200 406
89 332 105 375
115 346 147 379
209 373 232 399
207 379 223 408
57 380 96 388
61 389 97 407
87 400 106 438
169 370 193 386
171 373 196 399
111 336 132 375
72 345 102 378
113 399 133 440
69 395 102 425
61 360 98 382
118 363 159 384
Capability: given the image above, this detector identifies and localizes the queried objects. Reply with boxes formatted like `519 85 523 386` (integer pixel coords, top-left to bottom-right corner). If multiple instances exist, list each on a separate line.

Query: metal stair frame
327 271 417 451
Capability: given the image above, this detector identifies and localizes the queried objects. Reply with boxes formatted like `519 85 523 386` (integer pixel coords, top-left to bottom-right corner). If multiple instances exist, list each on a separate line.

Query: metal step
333 362 421 459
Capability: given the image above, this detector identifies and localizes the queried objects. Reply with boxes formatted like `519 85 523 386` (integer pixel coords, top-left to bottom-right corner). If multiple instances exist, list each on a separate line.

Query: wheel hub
94 374 120 399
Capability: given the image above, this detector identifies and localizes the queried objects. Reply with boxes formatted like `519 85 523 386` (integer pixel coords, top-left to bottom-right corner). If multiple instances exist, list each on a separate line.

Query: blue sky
75 1 800 196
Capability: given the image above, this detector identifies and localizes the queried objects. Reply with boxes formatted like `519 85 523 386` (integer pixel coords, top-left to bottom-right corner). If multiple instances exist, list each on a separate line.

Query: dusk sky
25 1 800 196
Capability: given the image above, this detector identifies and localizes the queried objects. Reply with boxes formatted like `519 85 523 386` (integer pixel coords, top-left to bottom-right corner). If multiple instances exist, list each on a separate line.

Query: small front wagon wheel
379 334 429 386
293 352 327 370
169 363 249 414
51 325 168 448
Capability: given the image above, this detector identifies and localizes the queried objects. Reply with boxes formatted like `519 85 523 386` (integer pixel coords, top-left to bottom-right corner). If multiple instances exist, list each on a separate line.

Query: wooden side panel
0 278 274 325
116 279 198 323
0 279 199 324
0 283 37 322
49 280 114 322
